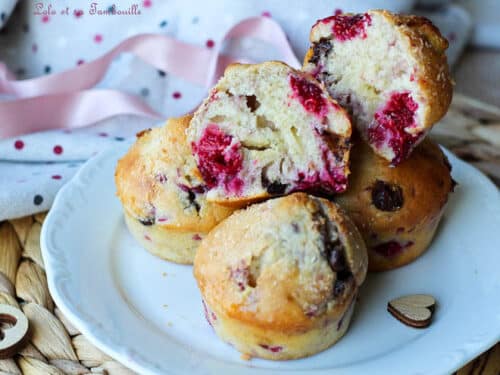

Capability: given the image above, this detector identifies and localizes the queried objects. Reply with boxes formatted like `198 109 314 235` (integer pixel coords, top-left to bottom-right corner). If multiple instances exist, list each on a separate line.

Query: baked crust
304 10 452 163
386 11 452 127
187 61 352 206
194 193 367 359
335 138 453 271
115 115 235 263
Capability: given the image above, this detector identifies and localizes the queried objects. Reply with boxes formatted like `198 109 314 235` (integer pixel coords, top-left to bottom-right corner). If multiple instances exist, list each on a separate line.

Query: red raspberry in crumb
289 75 328 116
259 344 283 353
322 13 372 41
372 240 414 257
368 92 420 165
293 142 348 194
229 262 250 291
192 124 243 194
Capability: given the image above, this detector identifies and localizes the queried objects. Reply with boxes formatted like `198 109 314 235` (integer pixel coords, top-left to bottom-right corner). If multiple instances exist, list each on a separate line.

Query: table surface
454 48 500 108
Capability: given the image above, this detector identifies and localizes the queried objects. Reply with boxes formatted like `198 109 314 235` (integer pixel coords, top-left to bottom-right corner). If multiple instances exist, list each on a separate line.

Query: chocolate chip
336 269 351 282
187 190 201 212
139 217 155 226
245 95 260 112
177 184 204 212
312 201 354 298
371 180 404 211
333 270 353 297
328 248 346 272
333 279 346 297
261 171 288 195
266 181 288 195
308 38 332 64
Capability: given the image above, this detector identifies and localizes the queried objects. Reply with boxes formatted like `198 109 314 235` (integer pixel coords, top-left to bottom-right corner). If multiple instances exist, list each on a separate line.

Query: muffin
303 10 452 165
335 138 454 271
115 115 235 264
186 61 352 206
194 193 368 360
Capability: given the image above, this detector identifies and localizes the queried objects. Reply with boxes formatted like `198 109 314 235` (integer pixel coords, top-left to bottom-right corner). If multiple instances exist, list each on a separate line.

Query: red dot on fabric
77 59 84 65
206 39 215 48
172 91 182 99
51 175 62 180
94 34 103 43
74 9 84 18
42 15 50 23
143 0 152 7
53 145 63 155
261 11 271 17
334 8 343 15
14 140 24 150
98 132 108 137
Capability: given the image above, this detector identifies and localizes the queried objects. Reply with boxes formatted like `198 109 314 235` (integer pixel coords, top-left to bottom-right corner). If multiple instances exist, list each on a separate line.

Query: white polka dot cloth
0 0 476 220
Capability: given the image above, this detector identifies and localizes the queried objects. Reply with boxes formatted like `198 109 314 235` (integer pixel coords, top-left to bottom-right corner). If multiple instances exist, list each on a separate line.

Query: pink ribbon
0 17 300 140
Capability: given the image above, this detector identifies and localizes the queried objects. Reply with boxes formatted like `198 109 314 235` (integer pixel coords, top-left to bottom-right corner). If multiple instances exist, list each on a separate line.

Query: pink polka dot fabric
0 0 471 220
0 0 17 30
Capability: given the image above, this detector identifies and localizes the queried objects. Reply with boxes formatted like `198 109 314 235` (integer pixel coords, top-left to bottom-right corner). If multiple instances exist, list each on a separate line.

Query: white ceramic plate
41 143 500 375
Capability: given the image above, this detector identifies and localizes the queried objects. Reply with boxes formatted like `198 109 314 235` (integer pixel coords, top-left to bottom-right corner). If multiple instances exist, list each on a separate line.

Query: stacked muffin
115 9 454 360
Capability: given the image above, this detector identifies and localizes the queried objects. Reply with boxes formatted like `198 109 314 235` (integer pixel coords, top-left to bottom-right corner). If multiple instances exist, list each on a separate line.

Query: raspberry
290 75 328 116
259 344 283 353
325 13 372 41
192 124 243 194
367 92 421 165
293 144 348 194
372 240 414 257
229 261 251 291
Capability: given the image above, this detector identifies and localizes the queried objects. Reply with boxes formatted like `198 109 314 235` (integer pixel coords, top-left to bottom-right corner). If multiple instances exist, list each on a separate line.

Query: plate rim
41 143 500 375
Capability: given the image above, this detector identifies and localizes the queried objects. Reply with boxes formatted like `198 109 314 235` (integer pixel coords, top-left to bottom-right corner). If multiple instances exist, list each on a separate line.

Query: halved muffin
304 10 452 164
187 61 352 206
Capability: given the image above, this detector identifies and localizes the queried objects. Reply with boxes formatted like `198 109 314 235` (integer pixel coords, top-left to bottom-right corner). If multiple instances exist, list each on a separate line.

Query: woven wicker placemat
430 93 500 186
0 94 498 375
0 214 136 375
